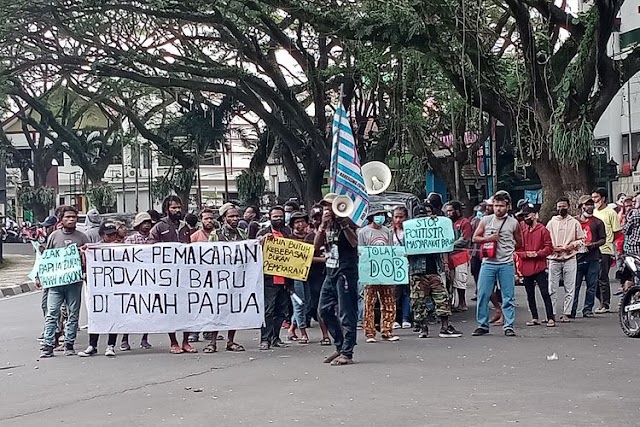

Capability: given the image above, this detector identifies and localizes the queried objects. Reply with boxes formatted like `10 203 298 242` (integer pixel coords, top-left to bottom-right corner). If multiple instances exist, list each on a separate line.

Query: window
7 149 32 168
142 147 151 169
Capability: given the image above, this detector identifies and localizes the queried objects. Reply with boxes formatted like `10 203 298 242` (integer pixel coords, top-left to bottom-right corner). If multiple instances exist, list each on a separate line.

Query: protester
120 212 155 351
408 205 463 338
571 196 606 319
546 197 584 323
287 211 311 344
84 208 102 243
427 192 444 216
392 206 412 329
78 222 121 357
114 221 128 243
203 204 247 353
470 200 490 302
358 206 399 343
446 200 472 311
239 205 260 239
39 206 89 358
257 206 291 350
190 208 217 243
38 215 61 328
284 200 300 226
305 206 331 345
182 213 199 240
315 193 359 365
150 195 196 354
620 195 640 292
515 204 555 327
591 188 622 313
472 193 522 336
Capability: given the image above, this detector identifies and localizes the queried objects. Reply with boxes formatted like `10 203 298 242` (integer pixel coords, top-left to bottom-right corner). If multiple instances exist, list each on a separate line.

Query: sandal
288 334 298 341
559 315 570 323
526 320 540 326
298 337 309 344
320 337 332 346
226 342 245 352
170 345 184 354
330 355 354 366
182 344 198 353
547 319 556 327
203 343 217 353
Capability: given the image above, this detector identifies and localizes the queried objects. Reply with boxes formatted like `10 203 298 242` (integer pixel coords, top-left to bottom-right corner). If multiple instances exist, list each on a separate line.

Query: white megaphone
332 195 354 218
361 161 392 195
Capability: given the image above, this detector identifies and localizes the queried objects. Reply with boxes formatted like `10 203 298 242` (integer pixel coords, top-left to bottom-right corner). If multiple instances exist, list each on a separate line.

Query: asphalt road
2 242 36 256
1 289 638 426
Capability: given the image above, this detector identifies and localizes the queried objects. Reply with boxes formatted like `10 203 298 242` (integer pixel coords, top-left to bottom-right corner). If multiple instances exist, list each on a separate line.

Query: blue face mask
373 215 386 225
476 211 483 219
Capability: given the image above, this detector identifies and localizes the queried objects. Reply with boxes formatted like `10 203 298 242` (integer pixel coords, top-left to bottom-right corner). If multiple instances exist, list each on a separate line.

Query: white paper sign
85 241 264 334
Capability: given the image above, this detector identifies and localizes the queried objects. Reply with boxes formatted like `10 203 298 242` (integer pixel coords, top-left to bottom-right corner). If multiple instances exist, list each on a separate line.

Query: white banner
85 241 264 334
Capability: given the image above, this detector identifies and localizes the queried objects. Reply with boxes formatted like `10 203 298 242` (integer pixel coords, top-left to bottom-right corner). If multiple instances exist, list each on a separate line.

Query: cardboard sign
262 237 314 281
38 244 83 288
358 246 408 285
85 241 265 334
404 216 455 255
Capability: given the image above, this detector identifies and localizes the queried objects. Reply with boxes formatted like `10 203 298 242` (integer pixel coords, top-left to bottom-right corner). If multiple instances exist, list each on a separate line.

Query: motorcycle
619 254 640 337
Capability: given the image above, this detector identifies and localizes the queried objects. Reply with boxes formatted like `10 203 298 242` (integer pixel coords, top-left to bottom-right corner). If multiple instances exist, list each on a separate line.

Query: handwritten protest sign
85 241 264 334
404 216 455 255
358 246 408 285
38 244 83 288
263 237 314 281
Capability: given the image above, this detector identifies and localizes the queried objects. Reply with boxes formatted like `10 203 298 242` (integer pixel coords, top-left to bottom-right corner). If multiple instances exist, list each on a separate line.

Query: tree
279 0 640 217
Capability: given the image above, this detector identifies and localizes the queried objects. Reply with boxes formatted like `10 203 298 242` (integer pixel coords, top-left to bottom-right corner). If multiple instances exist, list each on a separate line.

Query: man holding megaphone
315 193 360 366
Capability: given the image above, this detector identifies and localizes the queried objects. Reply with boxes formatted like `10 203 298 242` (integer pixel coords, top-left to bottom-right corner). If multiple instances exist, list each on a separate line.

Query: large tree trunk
304 162 325 208
535 152 591 222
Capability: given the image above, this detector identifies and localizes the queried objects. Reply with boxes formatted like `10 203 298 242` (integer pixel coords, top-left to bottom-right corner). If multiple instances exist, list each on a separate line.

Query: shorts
452 263 469 290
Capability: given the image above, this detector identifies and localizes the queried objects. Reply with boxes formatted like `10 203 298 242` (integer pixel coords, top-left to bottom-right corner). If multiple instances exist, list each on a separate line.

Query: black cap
99 222 118 235
517 204 536 217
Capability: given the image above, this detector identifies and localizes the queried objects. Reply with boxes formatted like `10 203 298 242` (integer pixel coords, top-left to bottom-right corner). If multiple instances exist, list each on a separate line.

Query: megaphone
362 161 392 195
332 195 354 218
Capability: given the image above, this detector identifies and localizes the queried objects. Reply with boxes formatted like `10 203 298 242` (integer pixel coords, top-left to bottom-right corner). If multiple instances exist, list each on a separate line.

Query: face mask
373 215 386 226
594 201 603 208
285 212 292 224
271 219 283 229
583 212 593 218
559 208 568 218
524 218 534 226
476 211 483 219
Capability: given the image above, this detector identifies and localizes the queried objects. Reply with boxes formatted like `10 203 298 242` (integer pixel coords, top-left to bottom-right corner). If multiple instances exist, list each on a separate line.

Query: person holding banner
315 194 359 366
39 206 89 358
287 211 312 344
150 195 197 354
358 207 399 343
191 208 217 243
79 222 122 357
202 204 248 353
408 206 463 339
391 207 413 330
257 206 292 350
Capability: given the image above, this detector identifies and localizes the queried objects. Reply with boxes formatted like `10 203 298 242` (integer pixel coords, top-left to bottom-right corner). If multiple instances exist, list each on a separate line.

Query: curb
0 282 38 298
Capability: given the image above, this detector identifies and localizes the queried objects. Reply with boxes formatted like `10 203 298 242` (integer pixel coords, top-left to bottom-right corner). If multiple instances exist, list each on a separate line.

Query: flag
330 105 369 226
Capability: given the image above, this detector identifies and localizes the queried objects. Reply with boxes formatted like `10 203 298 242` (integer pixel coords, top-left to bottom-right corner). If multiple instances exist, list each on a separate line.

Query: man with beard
571 196 606 319
257 206 292 350
546 197 584 323
38 206 89 358
446 200 473 311
202 204 247 353
190 208 216 243
315 194 359 366
120 212 155 351
150 195 196 354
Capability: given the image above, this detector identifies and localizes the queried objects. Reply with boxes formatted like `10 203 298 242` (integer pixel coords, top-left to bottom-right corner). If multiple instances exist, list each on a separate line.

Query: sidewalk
0 254 37 298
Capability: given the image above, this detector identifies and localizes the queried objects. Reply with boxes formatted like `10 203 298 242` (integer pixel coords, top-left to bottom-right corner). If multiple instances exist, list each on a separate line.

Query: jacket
150 216 190 243
546 215 585 261
515 222 553 276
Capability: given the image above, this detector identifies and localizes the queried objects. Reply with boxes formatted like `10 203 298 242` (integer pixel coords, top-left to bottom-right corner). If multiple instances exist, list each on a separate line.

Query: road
2 242 36 256
0 289 638 426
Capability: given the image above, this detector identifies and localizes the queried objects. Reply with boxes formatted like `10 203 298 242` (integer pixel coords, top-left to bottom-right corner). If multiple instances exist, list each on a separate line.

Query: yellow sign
263 237 314 281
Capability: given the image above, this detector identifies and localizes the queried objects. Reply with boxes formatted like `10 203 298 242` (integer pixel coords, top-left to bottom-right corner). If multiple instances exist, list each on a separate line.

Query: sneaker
272 339 288 348
63 346 76 356
366 337 377 343
583 312 594 318
356 323 363 330
382 335 400 342
105 345 116 357
120 342 131 351
402 321 412 329
393 322 401 329
439 325 463 338
78 346 97 357
418 329 429 338
39 345 54 358
504 328 516 337
595 306 610 314
472 328 489 336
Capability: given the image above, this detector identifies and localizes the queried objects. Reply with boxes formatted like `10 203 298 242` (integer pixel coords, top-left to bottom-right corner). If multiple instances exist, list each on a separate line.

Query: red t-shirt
449 217 472 267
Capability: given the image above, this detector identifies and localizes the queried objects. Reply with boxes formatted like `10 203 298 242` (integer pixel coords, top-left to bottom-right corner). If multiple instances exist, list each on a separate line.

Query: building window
7 149 32 168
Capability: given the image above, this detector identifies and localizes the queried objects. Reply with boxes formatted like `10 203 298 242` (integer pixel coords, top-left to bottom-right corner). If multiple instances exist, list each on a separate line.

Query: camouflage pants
363 285 396 337
410 274 451 326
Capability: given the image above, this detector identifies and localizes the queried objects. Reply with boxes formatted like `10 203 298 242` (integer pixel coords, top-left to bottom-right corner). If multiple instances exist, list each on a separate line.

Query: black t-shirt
577 217 606 263
305 231 325 284
325 225 358 277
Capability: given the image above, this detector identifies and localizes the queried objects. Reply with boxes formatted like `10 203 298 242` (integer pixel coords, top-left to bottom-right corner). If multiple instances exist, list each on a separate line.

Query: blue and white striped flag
330 105 369 226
